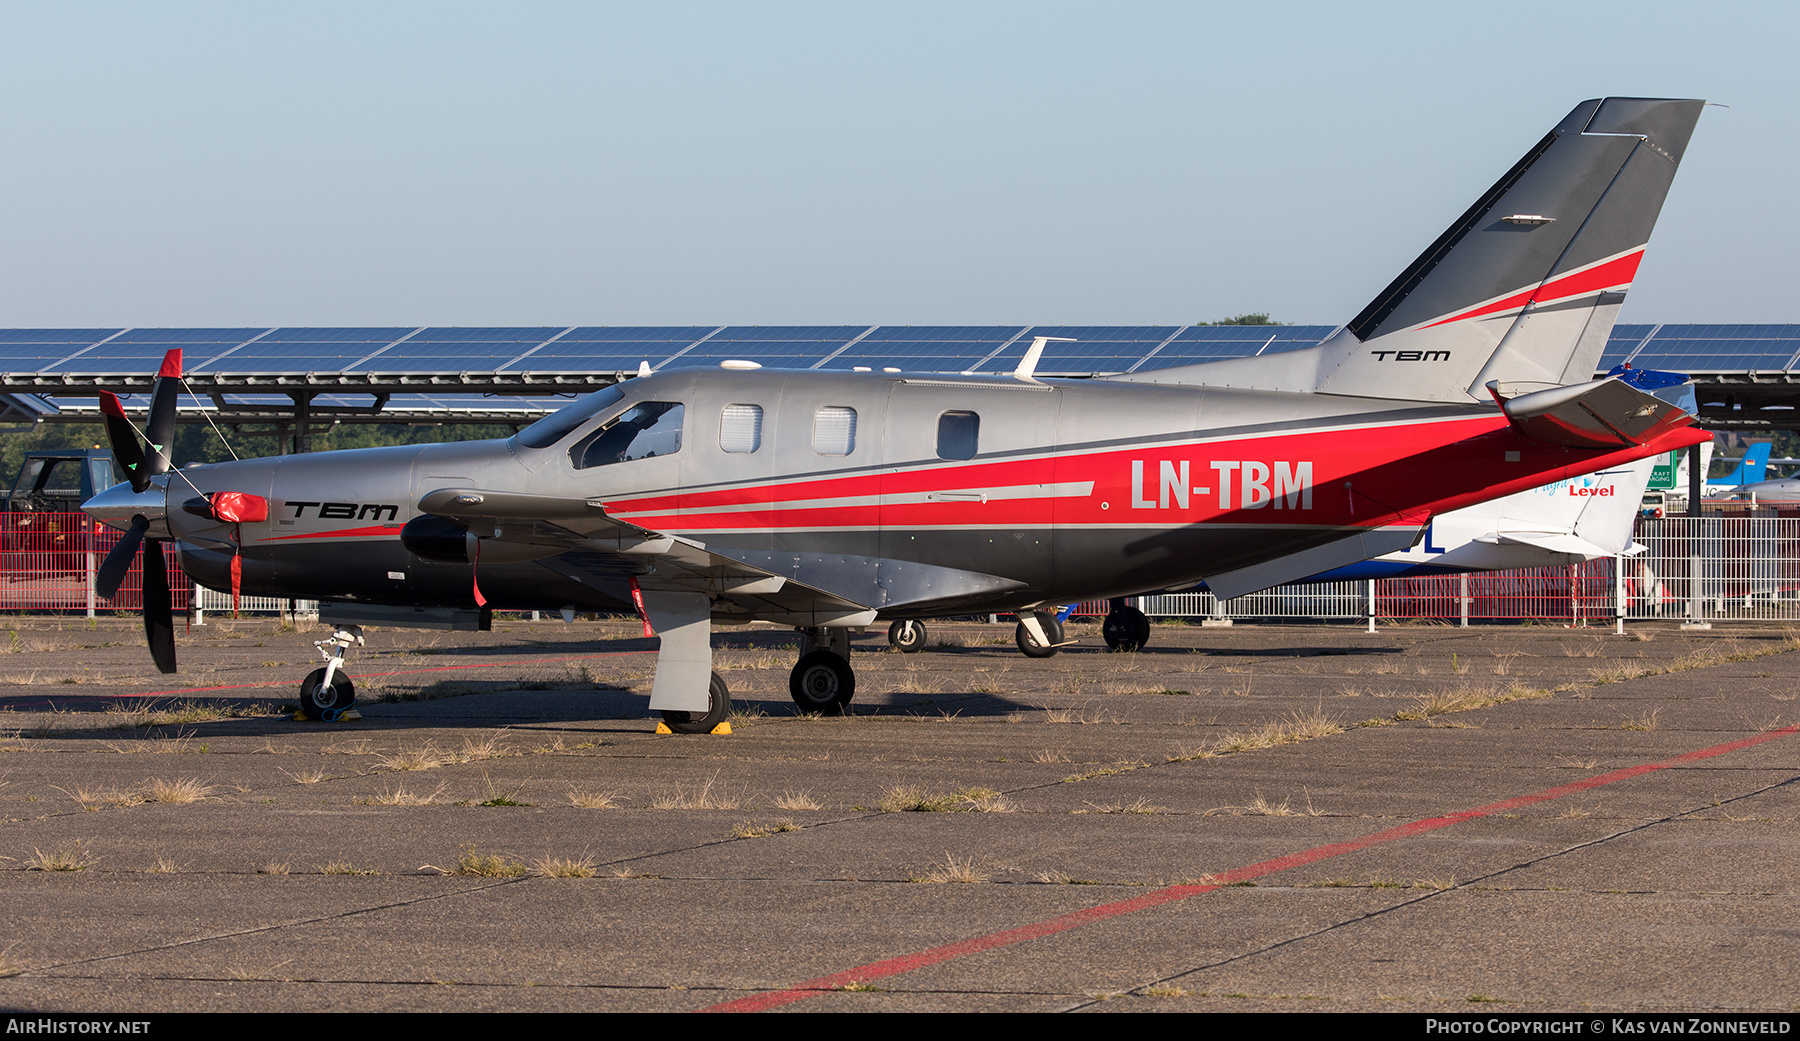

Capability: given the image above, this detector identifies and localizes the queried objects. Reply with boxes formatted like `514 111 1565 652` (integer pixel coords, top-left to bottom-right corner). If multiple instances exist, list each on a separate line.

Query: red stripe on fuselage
262 525 395 542
607 412 1705 536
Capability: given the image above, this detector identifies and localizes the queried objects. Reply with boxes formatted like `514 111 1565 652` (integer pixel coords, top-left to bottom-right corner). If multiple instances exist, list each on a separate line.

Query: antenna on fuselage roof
1014 336 1075 381
637 360 652 377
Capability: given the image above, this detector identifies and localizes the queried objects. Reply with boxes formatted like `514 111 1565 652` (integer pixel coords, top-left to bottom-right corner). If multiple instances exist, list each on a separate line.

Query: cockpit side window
571 401 685 469
514 387 626 449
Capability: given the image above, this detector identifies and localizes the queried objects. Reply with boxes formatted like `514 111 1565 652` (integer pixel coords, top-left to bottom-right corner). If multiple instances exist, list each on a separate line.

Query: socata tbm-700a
85 97 1710 731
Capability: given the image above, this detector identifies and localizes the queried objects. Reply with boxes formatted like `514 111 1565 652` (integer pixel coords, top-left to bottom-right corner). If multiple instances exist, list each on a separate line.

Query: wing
418 488 877 627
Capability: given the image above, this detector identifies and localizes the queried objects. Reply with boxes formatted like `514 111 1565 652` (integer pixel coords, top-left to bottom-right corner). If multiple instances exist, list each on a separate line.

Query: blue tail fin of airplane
1715 443 1771 487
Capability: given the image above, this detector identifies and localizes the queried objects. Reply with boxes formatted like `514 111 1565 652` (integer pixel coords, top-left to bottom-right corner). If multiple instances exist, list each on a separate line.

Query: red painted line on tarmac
25 650 657 701
701 724 1800 1013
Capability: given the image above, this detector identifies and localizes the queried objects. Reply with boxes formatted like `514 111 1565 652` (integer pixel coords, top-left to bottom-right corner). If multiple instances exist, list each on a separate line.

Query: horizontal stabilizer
1206 522 1424 600
1491 377 1694 449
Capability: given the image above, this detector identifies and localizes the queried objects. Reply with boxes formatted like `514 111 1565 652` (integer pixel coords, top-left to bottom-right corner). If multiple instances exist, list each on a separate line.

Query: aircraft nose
82 478 168 533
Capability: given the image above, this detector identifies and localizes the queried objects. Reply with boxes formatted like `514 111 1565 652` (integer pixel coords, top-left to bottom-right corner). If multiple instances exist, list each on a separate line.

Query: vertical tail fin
1325 97 1704 401
1709 442 1771 489
1118 98 1705 401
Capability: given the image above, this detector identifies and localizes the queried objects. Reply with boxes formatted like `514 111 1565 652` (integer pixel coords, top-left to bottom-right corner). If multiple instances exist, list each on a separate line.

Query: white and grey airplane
85 97 1713 730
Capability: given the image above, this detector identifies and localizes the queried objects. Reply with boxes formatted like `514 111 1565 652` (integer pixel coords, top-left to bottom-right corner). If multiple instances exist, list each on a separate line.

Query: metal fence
1078 516 1800 626
7 511 1800 626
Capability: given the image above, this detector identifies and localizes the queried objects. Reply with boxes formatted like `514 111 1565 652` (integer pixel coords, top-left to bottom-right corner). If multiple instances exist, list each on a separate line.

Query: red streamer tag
628 576 653 637
471 539 487 607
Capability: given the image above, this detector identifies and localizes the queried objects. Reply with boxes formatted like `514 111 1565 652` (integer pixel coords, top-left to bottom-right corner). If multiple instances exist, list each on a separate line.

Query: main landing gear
1015 610 1063 658
790 626 855 714
1101 599 1151 652
661 671 731 734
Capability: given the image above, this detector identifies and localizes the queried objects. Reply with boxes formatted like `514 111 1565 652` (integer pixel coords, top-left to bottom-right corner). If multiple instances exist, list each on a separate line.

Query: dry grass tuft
281 768 331 785
257 860 290 875
1621 708 1662 731
877 784 1008 813
1088 798 1165 815
568 787 622 809
647 773 744 810
454 734 510 762
1391 682 1550 722
1043 704 1125 725
907 853 988 884
773 790 821 811
57 784 146 810
532 854 597 878
731 818 800 838
146 856 183 874
376 745 447 772
1209 710 1342 755
455 848 526 877
28 843 96 871
145 777 216 804
356 783 445 806
318 860 378 876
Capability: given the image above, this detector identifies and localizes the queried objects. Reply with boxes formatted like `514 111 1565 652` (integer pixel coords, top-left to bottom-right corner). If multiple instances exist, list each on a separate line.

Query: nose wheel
296 625 364 721
299 668 356 721
887 619 927 653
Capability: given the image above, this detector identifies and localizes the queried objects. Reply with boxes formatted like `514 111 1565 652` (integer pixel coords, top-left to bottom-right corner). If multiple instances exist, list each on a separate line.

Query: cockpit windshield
513 387 627 449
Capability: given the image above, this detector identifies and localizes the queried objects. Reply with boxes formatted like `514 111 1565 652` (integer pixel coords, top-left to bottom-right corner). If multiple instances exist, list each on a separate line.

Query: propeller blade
142 537 177 674
145 349 182 478
99 392 151 494
95 516 149 600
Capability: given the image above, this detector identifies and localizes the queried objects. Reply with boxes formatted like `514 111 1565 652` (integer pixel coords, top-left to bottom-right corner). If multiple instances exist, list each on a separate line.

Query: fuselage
158 367 1709 618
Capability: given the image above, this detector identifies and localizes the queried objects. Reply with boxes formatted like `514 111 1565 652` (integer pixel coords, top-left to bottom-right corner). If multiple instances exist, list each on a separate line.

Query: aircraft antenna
182 377 241 462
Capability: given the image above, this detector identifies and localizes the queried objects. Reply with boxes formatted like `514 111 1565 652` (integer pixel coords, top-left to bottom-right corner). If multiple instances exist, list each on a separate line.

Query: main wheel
1015 612 1063 658
299 667 355 721
661 671 731 734
789 650 855 714
1102 607 1151 652
888 619 927 654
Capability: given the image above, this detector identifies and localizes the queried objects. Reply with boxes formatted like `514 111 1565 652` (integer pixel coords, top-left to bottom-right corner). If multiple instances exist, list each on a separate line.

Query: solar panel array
0 323 1349 377
6 323 1798 422
1599 324 1800 374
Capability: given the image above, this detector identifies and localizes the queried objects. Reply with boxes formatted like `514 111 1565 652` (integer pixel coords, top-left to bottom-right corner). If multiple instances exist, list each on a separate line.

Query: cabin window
937 410 979 460
571 401 684 468
812 406 857 456
720 404 763 453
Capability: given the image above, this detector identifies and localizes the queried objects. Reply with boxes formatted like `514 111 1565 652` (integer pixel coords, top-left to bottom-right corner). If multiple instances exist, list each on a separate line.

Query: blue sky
0 1 1792 327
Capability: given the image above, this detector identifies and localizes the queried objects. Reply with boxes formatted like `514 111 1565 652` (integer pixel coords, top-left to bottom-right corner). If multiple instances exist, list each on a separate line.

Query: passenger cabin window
571 401 684 468
813 406 857 456
720 403 763 453
937 410 979 460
